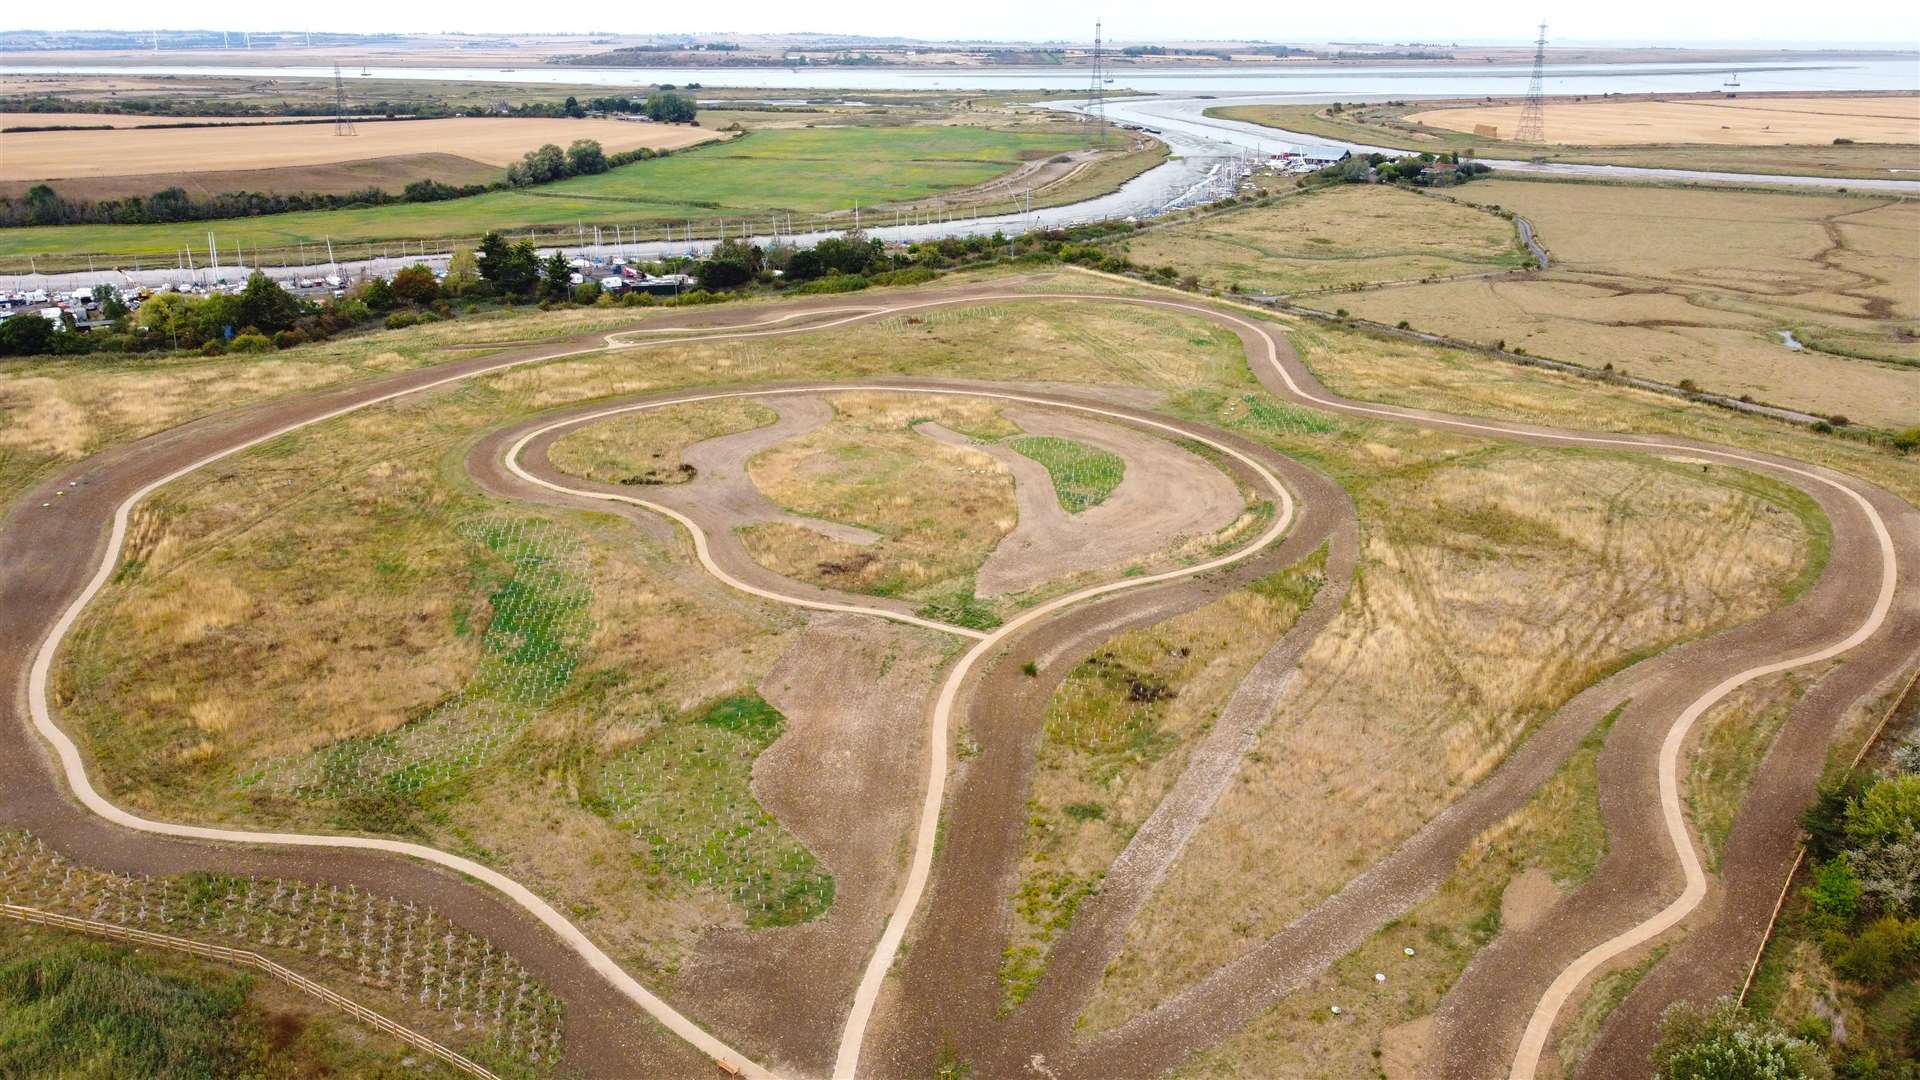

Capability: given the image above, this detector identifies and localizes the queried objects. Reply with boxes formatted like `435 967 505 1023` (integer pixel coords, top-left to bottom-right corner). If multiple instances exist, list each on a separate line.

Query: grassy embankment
1209 100 1920 180
0 299 708 513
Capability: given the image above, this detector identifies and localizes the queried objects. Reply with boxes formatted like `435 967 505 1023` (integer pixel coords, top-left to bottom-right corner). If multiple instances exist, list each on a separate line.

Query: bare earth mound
919 406 1243 597
658 394 884 547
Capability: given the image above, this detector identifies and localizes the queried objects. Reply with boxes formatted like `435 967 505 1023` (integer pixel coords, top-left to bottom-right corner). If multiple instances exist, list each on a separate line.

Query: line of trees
503 139 610 185
0 91 700 123
1306 151 1491 188
0 266 463 357
0 181 495 228
0 137 698 227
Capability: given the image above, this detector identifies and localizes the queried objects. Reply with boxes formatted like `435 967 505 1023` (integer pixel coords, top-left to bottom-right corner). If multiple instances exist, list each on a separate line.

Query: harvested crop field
1406 94 1920 146
1211 98 1920 179
0 111 316 128
0 153 508 201
0 116 720 182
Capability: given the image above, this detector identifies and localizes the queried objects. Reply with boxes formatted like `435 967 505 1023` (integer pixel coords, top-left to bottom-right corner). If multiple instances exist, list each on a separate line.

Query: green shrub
1846 776 1920 847
870 267 939 287
1804 773 1874 858
795 274 870 294
1834 916 1920 986
667 289 724 306
383 311 422 330
227 332 272 353
1653 996 1831 1079
1804 858 1862 924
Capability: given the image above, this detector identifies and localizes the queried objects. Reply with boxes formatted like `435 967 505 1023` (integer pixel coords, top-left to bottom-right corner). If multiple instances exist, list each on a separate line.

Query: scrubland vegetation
1080 388 1821 1032
1118 183 1530 297
1000 547 1327 1008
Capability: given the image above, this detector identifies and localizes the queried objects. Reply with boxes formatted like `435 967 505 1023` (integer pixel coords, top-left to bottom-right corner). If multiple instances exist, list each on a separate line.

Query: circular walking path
1 279 1911 1079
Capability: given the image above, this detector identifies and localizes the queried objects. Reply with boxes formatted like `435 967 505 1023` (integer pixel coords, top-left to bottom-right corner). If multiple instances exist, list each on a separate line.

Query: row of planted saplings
0 830 564 1068
252 519 592 804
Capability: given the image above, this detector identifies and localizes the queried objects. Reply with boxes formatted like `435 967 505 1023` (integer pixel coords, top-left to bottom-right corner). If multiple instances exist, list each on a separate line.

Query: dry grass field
742 392 1020 602
56 383 803 973
1081 413 1819 1031
1406 95 1920 146
0 116 720 182
547 399 779 487
1335 179 1920 428
1272 311 1920 508
1120 184 1530 296
1171 700 1620 1080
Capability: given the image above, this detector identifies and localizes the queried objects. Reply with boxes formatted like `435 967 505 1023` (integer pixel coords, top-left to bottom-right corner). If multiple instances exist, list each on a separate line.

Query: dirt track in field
2 279 1913 1079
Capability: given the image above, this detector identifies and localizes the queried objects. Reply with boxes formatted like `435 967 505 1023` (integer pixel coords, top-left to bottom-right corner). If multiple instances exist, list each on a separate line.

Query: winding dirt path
2 281 1911 1080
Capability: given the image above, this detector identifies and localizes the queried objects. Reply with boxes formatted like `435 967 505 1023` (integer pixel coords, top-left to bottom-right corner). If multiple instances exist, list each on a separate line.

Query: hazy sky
44 1 1920 47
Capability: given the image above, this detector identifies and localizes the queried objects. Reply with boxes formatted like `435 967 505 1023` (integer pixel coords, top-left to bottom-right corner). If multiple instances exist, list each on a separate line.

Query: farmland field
1406 94 1920 146
0 111 317 127
1212 95 1920 179
0 116 720 179
0 123 1107 265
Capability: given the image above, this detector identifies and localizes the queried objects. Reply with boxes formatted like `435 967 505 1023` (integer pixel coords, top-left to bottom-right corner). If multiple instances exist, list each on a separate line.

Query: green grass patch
916 588 1003 631
1231 394 1341 436
1537 701 1625 886
0 927 260 1078
998 868 1102 1011
1008 435 1126 513
0 922 454 1079
590 693 833 928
